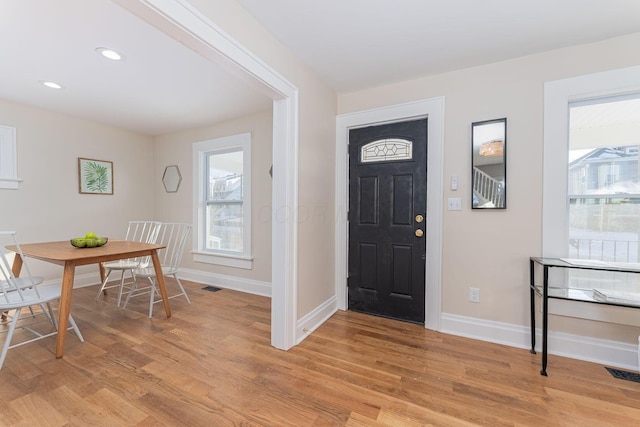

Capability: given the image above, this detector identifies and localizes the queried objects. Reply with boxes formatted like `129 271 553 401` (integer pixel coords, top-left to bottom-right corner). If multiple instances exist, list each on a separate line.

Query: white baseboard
296 295 338 344
47 268 272 298
178 268 271 297
42 272 102 289
441 313 639 371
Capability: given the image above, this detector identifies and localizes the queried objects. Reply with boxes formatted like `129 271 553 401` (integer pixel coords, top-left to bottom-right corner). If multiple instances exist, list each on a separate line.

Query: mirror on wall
472 118 506 209
162 165 182 193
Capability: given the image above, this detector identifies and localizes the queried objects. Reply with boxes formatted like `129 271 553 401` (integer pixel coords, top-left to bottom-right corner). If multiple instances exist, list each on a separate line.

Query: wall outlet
469 287 480 303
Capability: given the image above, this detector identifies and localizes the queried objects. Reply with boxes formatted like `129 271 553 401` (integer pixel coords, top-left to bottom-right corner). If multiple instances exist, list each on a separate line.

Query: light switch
447 197 462 211
451 175 458 191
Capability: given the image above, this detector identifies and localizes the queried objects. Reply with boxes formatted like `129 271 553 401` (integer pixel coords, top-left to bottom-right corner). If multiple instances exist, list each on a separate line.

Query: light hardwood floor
1 280 640 426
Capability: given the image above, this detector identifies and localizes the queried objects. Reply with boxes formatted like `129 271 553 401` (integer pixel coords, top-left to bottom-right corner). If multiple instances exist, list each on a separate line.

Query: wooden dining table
8 240 170 358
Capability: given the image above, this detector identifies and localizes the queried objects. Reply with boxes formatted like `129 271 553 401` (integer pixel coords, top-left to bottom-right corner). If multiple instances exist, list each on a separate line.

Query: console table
529 257 640 376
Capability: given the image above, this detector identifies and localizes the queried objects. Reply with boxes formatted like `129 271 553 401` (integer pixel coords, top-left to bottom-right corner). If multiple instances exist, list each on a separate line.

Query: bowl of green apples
70 231 108 248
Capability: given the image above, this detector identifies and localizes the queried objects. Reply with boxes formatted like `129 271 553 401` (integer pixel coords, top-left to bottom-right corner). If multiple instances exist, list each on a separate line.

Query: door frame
335 98 445 331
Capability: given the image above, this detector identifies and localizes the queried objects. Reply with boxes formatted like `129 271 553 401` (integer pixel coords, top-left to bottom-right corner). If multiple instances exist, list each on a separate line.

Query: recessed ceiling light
40 81 63 89
95 47 124 61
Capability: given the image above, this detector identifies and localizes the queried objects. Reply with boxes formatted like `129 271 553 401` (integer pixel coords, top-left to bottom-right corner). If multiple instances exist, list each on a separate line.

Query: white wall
0 98 154 280
153 109 273 284
2 0 339 330
338 32 640 347
183 0 338 318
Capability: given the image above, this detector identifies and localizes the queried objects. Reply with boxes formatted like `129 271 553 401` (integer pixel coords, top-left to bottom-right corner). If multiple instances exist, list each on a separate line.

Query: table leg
56 262 75 358
99 262 108 296
541 266 549 376
11 252 24 277
530 259 536 354
151 250 171 318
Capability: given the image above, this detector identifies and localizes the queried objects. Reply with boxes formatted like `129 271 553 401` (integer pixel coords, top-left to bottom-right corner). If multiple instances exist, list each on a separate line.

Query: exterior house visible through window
192 133 252 269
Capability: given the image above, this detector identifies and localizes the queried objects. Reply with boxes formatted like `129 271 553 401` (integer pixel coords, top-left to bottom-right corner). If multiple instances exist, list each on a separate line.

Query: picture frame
471 118 506 209
78 157 113 195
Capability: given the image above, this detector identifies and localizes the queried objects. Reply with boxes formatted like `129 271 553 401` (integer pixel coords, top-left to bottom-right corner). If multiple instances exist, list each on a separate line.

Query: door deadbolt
415 214 424 223
415 229 424 238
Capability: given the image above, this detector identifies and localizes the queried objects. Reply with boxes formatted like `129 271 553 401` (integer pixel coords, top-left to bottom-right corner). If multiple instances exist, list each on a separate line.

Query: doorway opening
119 0 299 349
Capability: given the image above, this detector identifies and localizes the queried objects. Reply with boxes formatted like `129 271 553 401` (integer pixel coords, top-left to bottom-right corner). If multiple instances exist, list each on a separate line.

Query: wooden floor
1 280 640 426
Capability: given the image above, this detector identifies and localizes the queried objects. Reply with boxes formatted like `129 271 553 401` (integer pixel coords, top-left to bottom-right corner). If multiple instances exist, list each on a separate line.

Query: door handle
415 229 424 238
415 214 424 223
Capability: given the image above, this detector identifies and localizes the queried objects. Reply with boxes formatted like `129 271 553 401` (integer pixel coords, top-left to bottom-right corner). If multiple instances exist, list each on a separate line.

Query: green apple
85 231 97 239
71 238 87 248
85 239 98 248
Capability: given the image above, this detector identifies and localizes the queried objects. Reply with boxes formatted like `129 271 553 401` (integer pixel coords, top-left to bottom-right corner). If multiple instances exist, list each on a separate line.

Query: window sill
192 251 253 269
0 178 22 190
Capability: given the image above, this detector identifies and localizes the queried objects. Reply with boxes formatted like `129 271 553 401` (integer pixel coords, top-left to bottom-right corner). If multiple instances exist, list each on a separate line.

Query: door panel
359 243 377 290
348 118 427 323
393 175 413 225
391 244 412 295
359 176 379 224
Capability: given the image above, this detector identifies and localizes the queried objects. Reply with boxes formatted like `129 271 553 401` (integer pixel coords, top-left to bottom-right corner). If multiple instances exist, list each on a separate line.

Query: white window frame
543 66 640 324
192 132 252 269
0 125 19 189
543 66 640 257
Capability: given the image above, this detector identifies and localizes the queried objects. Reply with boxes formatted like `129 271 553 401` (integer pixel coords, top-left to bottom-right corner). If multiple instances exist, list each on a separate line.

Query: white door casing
335 98 445 331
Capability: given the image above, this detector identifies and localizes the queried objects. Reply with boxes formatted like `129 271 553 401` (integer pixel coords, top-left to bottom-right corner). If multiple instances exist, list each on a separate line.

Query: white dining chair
0 241 44 323
0 231 84 370
95 220 162 307
122 223 192 317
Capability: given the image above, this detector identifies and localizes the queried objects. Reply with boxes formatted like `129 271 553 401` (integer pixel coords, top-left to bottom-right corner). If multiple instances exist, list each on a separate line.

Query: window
0 125 18 189
568 96 640 262
543 66 640 321
193 133 252 269
543 65 640 259
360 138 412 163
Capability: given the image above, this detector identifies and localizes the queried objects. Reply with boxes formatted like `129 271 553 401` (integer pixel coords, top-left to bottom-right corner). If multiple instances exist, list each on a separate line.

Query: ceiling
0 0 272 136
2 0 640 136
237 0 640 92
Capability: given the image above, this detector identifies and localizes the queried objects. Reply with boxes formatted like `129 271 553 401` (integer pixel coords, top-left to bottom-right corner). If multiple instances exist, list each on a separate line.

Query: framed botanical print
78 158 113 195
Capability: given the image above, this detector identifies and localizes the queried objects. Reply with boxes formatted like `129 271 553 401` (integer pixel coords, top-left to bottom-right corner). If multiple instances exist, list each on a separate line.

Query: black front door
348 118 427 323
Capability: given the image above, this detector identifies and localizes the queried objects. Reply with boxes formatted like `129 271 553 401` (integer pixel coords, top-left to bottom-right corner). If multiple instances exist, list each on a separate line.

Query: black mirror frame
471 118 507 209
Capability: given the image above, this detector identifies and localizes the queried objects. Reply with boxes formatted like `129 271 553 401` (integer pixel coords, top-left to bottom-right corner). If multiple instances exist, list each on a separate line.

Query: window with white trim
543 66 640 259
567 95 640 262
543 66 640 321
0 125 18 189
193 133 252 269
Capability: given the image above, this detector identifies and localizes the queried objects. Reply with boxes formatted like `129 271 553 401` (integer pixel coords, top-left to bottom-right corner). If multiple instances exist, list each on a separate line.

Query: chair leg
121 276 140 310
148 278 157 318
67 314 85 343
44 303 57 327
45 303 83 342
173 275 191 304
95 270 113 300
116 270 128 307
122 274 191 317
0 308 22 370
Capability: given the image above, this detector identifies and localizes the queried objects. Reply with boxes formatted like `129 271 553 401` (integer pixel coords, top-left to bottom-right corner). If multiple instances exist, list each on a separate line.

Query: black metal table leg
541 265 549 376
530 259 536 354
